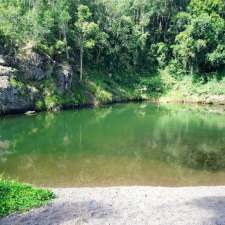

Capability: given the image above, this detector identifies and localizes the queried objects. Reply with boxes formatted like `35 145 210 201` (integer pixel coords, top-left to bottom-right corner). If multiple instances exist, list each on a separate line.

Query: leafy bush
0 178 55 218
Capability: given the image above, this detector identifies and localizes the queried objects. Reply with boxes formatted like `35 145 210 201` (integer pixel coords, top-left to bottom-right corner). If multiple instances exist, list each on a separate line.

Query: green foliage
9 77 25 90
35 100 45 111
86 80 112 103
208 44 225 66
160 70 225 103
139 76 163 94
74 4 106 80
0 1 25 44
37 79 62 111
173 12 225 74
154 42 170 68
9 77 33 97
189 0 225 16
1 0 224 76
0 178 54 218
44 95 60 111
1 0 225 106
77 4 92 20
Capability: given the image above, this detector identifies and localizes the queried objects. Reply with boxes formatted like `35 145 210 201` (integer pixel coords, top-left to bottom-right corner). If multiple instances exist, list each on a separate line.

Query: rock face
0 65 15 77
0 44 50 114
17 42 49 81
0 55 6 66
0 65 36 114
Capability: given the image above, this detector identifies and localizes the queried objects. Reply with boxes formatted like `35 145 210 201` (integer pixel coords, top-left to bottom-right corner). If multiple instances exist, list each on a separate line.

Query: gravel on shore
1 186 225 225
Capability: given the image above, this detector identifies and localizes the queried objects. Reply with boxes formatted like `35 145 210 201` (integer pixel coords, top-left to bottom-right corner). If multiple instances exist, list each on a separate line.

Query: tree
173 12 225 74
74 5 101 81
55 1 71 60
0 1 26 55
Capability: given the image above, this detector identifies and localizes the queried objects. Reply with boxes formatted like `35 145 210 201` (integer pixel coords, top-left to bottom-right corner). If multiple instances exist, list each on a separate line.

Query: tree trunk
80 46 84 82
96 48 101 65
63 24 69 60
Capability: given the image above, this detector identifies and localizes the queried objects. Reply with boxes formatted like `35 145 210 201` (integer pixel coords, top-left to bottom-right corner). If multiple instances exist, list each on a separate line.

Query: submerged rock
24 110 36 115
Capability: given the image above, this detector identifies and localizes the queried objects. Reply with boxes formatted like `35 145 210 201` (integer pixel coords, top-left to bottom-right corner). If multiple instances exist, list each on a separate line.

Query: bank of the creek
1 187 225 225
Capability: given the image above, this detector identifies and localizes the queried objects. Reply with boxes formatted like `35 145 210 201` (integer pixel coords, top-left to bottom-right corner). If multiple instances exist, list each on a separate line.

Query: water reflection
0 103 225 187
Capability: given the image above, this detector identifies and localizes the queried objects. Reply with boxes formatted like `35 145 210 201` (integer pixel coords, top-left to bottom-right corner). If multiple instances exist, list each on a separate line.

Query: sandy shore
1 186 225 225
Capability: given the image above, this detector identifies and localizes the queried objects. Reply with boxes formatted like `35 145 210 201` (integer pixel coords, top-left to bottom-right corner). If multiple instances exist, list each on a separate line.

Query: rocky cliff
0 43 76 114
0 55 37 114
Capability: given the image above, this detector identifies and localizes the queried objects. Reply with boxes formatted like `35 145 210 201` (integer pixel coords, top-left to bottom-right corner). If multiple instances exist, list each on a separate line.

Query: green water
0 103 225 187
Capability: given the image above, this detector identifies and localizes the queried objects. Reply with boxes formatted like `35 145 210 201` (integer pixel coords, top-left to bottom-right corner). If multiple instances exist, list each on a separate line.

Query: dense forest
0 0 225 112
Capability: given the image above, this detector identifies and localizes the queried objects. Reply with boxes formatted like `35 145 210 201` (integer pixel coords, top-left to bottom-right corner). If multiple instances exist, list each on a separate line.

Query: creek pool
0 103 225 187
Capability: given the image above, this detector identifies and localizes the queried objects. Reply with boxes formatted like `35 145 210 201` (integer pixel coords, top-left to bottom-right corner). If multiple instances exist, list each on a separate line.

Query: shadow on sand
0 200 115 225
189 196 225 225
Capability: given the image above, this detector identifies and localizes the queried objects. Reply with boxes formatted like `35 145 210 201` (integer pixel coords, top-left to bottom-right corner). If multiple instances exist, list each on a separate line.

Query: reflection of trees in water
0 139 10 151
150 107 225 171
0 138 14 163
91 107 113 123
0 103 225 172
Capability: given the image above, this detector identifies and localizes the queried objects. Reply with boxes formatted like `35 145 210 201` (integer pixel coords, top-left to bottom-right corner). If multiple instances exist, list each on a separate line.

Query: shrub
0 178 55 218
